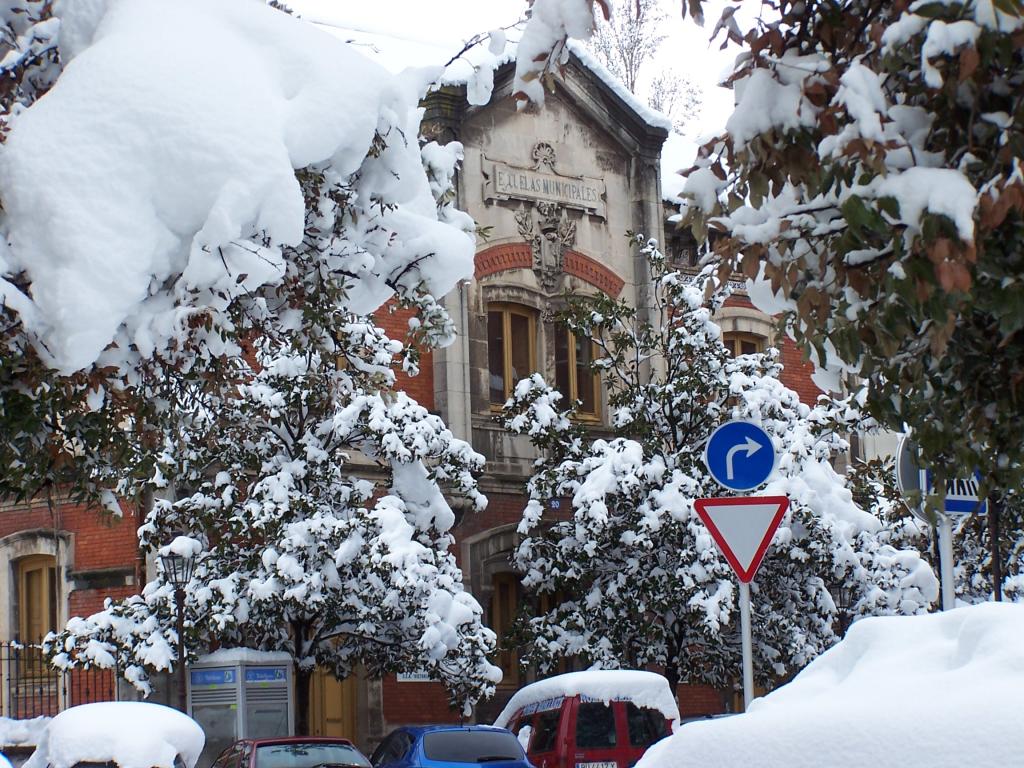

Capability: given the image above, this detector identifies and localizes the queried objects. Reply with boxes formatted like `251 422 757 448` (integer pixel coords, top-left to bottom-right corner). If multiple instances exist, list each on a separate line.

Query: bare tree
649 68 703 133
589 0 703 132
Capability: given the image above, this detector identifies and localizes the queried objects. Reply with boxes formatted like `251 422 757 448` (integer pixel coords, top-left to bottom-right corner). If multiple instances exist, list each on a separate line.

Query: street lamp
159 540 197 713
830 581 855 636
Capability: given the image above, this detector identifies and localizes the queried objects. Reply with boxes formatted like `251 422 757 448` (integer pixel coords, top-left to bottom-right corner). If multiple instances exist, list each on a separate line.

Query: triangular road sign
694 496 789 583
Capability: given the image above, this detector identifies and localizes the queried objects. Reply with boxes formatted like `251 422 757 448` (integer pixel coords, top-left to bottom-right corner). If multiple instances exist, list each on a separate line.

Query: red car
211 738 372 768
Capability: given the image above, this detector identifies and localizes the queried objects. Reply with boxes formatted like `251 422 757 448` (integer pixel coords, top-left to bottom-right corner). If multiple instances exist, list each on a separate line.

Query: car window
421 731 524 763
575 703 617 749
256 743 370 768
371 734 407 767
529 711 560 754
212 749 240 768
625 704 668 747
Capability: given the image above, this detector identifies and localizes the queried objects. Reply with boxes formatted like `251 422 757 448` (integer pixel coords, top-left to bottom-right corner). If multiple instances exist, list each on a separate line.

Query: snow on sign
694 497 789 583
703 421 776 492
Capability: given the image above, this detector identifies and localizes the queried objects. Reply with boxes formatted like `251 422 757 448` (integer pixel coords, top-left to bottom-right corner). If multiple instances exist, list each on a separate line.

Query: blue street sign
704 420 776 491
923 469 988 516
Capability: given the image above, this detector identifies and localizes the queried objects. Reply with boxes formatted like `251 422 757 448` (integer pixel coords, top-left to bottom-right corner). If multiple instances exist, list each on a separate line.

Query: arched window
722 331 765 357
488 304 537 406
554 326 600 418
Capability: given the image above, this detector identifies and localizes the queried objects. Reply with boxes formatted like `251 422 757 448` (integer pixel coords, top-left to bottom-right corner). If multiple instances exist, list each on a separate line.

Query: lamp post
159 545 196 713
831 581 855 636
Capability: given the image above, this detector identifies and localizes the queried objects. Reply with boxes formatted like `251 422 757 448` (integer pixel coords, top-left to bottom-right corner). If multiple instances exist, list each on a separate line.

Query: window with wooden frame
554 326 600 418
489 572 522 686
722 331 766 357
487 304 536 406
17 555 58 675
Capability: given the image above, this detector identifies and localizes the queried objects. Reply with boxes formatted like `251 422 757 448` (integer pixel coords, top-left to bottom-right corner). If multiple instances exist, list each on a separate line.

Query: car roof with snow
24 702 205 768
493 670 680 729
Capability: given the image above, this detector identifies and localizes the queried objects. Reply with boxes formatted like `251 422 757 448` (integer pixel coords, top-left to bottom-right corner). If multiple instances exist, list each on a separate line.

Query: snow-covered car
493 671 679 768
23 702 205 768
634 603 1024 768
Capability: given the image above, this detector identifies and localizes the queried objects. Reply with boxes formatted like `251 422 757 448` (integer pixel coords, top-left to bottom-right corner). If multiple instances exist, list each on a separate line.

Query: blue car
369 726 533 768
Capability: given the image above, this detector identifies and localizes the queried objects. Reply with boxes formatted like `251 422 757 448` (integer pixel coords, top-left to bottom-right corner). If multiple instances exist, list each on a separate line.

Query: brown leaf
935 260 955 292
958 46 980 83
741 250 760 280
594 0 611 20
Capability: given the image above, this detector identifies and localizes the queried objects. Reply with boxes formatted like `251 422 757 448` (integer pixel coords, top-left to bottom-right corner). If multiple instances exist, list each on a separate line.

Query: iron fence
1 641 117 718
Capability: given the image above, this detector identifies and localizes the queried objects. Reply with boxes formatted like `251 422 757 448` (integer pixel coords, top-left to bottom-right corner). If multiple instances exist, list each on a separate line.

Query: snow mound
493 670 680 728
24 702 205 768
198 647 293 665
0 716 50 748
0 0 473 374
636 602 1024 768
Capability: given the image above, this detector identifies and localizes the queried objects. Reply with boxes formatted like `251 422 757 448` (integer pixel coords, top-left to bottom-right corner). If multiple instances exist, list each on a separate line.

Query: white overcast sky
287 0 751 140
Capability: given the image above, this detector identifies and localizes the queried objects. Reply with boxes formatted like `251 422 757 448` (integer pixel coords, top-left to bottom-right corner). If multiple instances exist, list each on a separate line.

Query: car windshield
421 731 523 763
255 743 371 768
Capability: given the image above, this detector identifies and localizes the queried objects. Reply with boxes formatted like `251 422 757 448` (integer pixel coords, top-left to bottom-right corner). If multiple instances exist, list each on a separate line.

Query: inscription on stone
484 157 606 217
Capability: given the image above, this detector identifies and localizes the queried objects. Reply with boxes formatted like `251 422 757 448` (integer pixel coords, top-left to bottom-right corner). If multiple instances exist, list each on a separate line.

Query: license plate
576 762 616 768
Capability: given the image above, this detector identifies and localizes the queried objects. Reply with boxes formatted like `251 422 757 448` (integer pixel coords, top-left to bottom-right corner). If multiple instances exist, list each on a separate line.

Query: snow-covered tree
0 0 475 505
501 240 937 693
46 309 501 730
848 457 1024 604
1 0 501 726
42 151 501 728
513 0 1024 597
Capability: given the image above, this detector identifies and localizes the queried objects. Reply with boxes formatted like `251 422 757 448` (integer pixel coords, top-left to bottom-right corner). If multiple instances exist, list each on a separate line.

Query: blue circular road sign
704 420 776 491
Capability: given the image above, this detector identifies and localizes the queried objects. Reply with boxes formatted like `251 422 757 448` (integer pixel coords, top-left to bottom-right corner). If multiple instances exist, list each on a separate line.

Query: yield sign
694 496 789 583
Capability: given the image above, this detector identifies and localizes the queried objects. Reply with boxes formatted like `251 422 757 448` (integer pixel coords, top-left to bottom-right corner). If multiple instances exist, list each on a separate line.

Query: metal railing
1 641 117 718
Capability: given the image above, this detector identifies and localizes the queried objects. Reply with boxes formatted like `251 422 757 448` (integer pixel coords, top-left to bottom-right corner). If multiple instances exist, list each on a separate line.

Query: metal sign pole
937 513 956 610
739 580 753 709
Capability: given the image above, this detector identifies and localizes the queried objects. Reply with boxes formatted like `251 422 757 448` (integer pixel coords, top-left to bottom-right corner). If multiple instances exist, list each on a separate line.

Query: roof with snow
493 670 680 728
635 602 1024 768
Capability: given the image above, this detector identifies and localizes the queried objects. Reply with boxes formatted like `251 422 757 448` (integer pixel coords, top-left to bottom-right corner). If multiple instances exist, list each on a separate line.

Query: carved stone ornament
516 201 577 293
531 141 557 171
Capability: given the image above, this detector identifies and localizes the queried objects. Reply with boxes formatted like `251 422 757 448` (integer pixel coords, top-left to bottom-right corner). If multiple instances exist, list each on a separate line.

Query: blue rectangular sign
245 667 286 684
922 470 987 516
191 668 235 687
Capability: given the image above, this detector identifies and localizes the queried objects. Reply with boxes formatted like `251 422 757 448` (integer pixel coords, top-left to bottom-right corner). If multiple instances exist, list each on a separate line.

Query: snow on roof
493 670 680 728
0 716 51 748
636 602 1024 768
23 702 205 768
198 647 294 665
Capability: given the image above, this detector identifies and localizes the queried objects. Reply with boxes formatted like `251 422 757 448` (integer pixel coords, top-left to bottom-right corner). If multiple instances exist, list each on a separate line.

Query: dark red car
211 738 372 768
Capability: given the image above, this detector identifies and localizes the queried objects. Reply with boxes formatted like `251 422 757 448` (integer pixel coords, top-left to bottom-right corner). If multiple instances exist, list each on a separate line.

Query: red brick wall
0 499 138 573
373 302 435 411
677 683 726 717
382 675 465 726
720 295 822 405
778 338 822 405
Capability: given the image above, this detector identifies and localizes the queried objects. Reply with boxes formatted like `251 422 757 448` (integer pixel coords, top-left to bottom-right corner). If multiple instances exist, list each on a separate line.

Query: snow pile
494 670 680 727
197 648 293 665
24 702 205 768
0 0 474 374
637 603 1024 768
0 716 50 748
